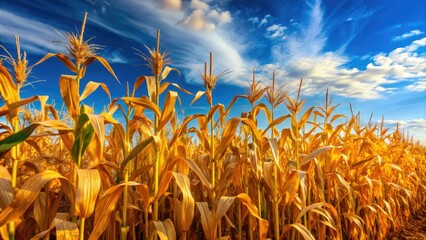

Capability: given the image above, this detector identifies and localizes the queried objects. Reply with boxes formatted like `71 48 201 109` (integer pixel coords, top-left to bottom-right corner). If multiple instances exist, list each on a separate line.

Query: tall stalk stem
121 87 132 240
152 29 161 240
79 217 86 240
271 109 280 240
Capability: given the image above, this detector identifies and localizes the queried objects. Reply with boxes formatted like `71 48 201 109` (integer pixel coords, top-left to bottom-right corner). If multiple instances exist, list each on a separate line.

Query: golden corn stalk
0 12 425 240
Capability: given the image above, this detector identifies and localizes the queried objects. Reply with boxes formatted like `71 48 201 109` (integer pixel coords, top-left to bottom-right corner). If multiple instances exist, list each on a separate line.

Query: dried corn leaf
54 218 79 240
236 193 269 239
59 75 79 121
0 170 74 227
80 81 111 102
89 181 140 240
0 166 13 211
152 218 176 240
191 91 205 106
196 202 215 240
300 146 334 167
268 138 281 171
0 63 19 105
298 106 315 128
75 169 101 218
31 217 79 240
94 56 120 83
122 96 161 117
282 223 315 240
34 53 78 73
216 118 240 160
158 91 178 130
172 172 195 233
185 159 212 190
160 66 179 81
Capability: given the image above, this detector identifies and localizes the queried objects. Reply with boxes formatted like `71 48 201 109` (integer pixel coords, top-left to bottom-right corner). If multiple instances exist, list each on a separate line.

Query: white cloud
259 14 271 27
190 0 209 11
392 29 423 41
405 81 426 92
180 9 216 30
382 119 426 144
83 0 249 86
266 0 426 100
265 24 287 39
179 0 232 31
105 50 127 64
207 10 232 26
161 0 182 10
248 17 259 24
273 37 426 100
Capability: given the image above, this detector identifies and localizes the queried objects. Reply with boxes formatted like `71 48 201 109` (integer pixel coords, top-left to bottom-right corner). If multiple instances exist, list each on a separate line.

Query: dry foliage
0 12 425 240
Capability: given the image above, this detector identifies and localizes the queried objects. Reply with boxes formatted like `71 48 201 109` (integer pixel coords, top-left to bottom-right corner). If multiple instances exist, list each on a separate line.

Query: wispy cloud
85 0 249 86
104 50 128 64
259 0 426 100
248 17 259 24
2 0 425 102
259 14 272 27
265 24 287 40
345 9 375 22
382 118 426 144
0 9 65 55
392 29 424 41
405 81 426 92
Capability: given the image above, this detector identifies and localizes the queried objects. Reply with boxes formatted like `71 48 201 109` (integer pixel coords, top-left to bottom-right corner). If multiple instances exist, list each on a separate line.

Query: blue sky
0 0 425 143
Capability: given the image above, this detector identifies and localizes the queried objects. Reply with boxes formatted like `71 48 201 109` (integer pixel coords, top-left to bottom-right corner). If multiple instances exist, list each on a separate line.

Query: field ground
387 207 426 240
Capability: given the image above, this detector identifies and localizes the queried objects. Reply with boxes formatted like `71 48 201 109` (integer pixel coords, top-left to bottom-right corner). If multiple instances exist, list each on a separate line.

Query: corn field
1 13 425 240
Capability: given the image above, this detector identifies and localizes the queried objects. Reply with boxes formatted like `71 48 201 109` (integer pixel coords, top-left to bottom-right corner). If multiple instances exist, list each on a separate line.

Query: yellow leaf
35 53 78 73
31 214 79 240
152 219 176 240
122 96 161 118
154 171 173 202
89 181 140 240
0 166 13 211
267 138 281 171
94 56 120 83
135 184 150 208
215 118 240 160
0 63 19 119
80 81 111 102
158 91 178 130
54 218 79 240
59 75 79 121
160 66 179 81
262 114 290 136
146 76 156 102
132 75 146 96
300 146 334 167
298 106 315 129
185 159 213 190
170 83 192 95
191 91 206 106
172 172 195 233
0 170 75 227
168 114 204 147
282 223 315 240
196 202 215 240
75 169 101 218
87 114 105 162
